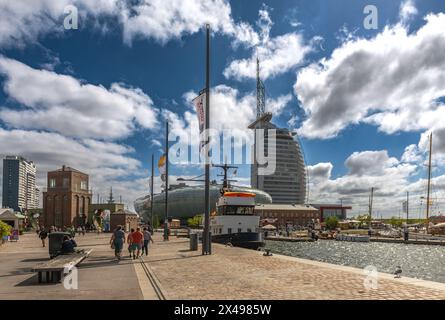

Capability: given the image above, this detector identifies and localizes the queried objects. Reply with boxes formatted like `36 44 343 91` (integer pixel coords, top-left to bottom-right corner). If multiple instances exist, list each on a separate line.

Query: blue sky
0 0 444 217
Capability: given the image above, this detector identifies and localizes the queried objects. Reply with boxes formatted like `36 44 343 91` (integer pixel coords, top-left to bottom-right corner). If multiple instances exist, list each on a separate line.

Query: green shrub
0 221 12 238
325 216 339 230
152 215 160 229
187 215 203 228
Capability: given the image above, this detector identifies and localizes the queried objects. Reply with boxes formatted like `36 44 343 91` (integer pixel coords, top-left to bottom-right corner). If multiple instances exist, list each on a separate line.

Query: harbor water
265 240 445 283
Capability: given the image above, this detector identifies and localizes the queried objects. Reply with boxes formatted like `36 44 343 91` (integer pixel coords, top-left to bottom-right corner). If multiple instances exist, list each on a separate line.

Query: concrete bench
31 249 93 283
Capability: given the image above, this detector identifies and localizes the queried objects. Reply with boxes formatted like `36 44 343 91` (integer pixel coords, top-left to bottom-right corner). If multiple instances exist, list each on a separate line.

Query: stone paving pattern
0 232 143 300
1 232 445 300
143 233 445 300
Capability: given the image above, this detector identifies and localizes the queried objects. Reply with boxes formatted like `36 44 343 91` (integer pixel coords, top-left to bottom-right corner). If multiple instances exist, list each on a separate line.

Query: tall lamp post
150 154 154 227
164 121 169 241
202 24 211 255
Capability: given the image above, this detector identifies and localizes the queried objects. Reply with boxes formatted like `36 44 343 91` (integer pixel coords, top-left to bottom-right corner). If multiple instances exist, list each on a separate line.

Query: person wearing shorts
110 225 125 260
127 228 135 259
131 227 144 259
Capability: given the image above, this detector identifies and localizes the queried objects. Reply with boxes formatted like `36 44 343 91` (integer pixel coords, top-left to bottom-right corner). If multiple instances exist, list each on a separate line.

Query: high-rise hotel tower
249 59 307 204
2 156 39 211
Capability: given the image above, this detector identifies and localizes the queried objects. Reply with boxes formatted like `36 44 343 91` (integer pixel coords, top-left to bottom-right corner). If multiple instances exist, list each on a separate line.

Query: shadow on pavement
21 258 49 263
15 274 57 287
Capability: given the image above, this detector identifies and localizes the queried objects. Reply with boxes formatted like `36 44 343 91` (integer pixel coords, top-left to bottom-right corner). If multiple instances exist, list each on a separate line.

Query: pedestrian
61 235 77 254
127 228 135 259
39 227 48 247
132 227 144 259
142 227 154 256
110 225 126 260
82 225 86 236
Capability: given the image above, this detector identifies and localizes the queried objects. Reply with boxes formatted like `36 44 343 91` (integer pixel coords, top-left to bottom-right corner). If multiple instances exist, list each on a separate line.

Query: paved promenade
143 233 445 300
0 232 152 300
1 231 445 300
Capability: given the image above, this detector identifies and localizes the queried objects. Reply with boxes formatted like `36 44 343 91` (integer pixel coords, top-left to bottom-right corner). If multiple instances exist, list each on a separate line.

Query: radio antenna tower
256 57 266 118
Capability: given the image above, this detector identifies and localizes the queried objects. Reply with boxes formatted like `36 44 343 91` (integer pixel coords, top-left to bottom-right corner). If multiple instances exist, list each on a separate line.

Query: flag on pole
158 153 166 176
192 91 206 151
402 201 407 213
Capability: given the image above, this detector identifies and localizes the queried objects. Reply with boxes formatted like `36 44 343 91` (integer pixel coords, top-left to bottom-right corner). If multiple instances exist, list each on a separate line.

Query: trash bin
48 232 71 258
190 233 198 251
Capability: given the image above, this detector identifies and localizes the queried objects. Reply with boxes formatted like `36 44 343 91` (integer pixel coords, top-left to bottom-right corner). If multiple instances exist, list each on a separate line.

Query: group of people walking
110 226 153 260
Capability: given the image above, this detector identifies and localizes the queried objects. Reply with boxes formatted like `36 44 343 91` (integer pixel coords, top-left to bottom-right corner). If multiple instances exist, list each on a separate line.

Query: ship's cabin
216 192 256 216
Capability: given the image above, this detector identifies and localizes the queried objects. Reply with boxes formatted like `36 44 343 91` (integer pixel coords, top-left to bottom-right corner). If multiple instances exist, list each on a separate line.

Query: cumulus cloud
121 0 259 46
0 0 259 48
224 6 314 81
307 162 332 182
295 12 445 139
0 128 146 208
399 0 418 23
167 85 292 149
0 56 158 140
307 150 422 217
0 0 119 48
345 150 399 176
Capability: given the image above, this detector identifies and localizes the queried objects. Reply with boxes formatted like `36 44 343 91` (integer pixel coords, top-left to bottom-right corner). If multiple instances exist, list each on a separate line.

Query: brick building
110 209 139 232
43 166 92 228
310 204 352 222
254 204 319 227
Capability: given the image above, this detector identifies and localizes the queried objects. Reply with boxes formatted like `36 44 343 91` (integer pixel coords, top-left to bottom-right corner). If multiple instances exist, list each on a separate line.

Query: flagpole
203 23 211 255
150 153 154 227
164 121 169 241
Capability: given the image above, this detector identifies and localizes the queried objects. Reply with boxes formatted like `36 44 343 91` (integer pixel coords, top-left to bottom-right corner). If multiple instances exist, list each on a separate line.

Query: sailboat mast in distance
426 133 433 233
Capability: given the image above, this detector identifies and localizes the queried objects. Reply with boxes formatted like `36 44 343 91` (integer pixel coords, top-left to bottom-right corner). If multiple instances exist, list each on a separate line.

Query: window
227 228 232 234
238 228 242 233
63 177 69 188
49 178 56 188
80 181 87 190
247 228 252 233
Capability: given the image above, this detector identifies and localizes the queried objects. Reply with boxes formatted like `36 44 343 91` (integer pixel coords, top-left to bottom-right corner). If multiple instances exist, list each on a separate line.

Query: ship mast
426 132 432 233
212 163 238 194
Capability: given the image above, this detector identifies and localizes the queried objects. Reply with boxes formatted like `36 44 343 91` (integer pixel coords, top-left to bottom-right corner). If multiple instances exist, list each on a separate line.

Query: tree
0 221 12 243
389 216 403 228
325 216 339 230
152 215 160 229
187 215 203 228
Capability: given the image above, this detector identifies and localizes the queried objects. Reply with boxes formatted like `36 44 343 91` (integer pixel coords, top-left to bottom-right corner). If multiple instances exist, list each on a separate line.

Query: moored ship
210 191 264 250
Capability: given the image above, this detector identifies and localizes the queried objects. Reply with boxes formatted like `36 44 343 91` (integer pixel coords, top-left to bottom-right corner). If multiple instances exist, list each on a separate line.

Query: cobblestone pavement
0 232 143 299
143 233 445 300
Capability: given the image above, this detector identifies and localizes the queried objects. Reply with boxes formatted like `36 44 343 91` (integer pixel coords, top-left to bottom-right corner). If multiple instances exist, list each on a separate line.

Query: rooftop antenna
256 56 266 118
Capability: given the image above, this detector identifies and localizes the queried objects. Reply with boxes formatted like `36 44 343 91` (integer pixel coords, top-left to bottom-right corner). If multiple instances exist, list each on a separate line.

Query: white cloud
0 0 119 48
0 0 259 48
224 6 313 81
307 150 421 217
400 0 418 23
121 0 259 46
166 85 292 153
295 12 445 139
401 144 422 163
307 162 332 182
345 150 399 176
0 128 145 209
224 32 312 81
0 56 158 140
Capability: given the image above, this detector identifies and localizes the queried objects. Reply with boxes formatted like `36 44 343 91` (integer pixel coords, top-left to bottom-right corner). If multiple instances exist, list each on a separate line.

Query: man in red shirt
131 227 144 259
